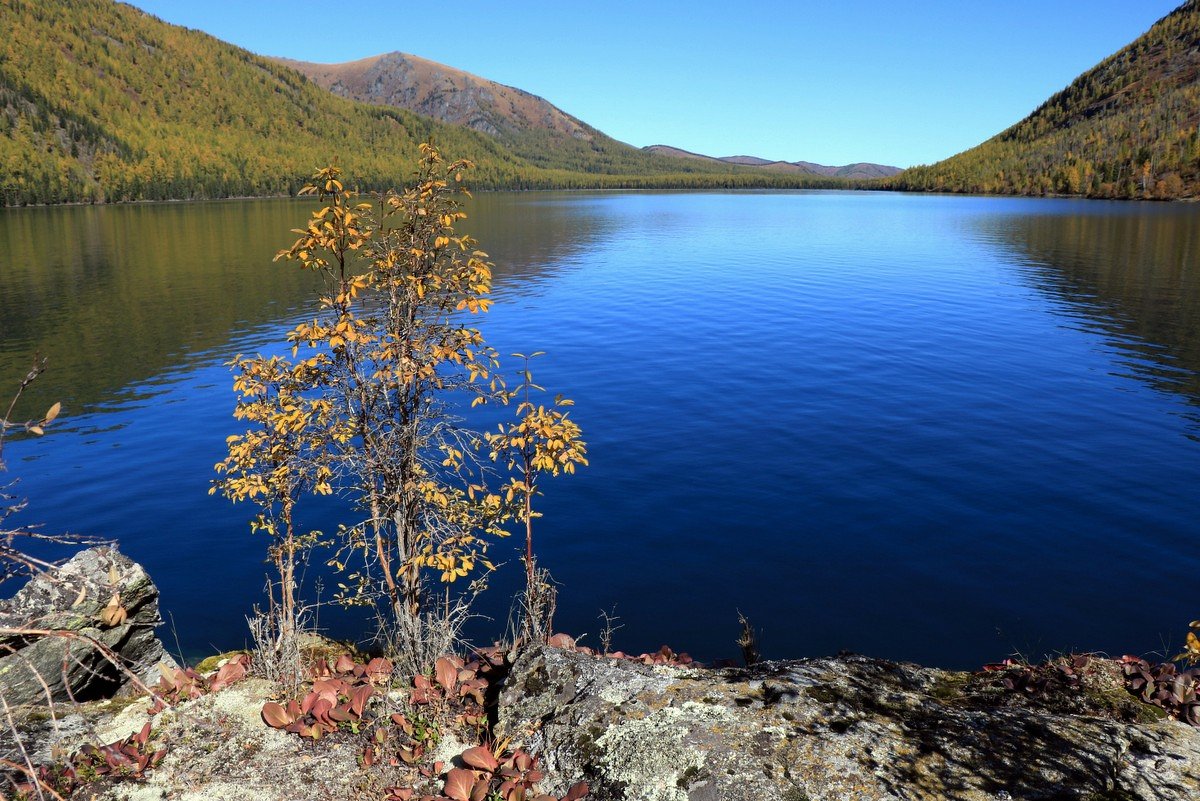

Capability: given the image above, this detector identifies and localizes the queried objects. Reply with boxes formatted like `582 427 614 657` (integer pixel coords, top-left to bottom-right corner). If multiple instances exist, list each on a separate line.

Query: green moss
573 725 607 766
194 650 249 674
523 665 549 696
1078 677 1170 724
930 672 971 702
676 765 709 788
804 685 840 704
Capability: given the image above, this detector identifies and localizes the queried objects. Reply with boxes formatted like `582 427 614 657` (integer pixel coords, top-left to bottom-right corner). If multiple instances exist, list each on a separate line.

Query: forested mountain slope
0 0 539 203
0 0 840 205
891 0 1200 199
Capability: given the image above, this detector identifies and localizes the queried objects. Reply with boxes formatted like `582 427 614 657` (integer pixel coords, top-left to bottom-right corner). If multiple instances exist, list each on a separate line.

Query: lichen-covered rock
496 646 1200 801
0 546 174 706
86 677 368 801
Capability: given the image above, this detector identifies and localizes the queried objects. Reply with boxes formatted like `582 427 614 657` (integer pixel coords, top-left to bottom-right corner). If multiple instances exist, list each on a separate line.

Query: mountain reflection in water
974 204 1200 429
2 192 1199 669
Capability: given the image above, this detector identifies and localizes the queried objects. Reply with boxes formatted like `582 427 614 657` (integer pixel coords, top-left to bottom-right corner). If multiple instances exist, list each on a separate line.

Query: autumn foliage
214 145 586 668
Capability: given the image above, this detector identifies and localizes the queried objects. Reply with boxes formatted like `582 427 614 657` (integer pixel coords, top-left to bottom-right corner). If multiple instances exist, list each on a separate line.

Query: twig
598 606 623 656
0 758 68 801
1 693 51 801
0 642 60 725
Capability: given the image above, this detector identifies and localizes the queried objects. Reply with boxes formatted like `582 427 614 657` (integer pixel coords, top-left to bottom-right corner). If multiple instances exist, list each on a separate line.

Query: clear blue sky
125 1 1184 168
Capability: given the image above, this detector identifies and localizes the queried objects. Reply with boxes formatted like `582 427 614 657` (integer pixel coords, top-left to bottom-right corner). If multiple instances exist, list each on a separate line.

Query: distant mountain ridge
275 53 596 142
890 0 1200 198
268 53 898 193
278 56 898 183
644 145 901 180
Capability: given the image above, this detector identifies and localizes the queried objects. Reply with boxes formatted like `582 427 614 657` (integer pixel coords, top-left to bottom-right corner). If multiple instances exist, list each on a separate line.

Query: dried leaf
262 702 293 728
366 656 394 682
443 768 476 801
461 745 499 772
100 594 128 627
310 697 334 724
563 781 590 801
547 633 575 650
349 683 373 717
435 656 458 693
209 659 247 693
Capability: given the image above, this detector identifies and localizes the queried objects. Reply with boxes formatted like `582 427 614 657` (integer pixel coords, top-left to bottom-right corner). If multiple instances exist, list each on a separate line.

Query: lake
2 190 1199 670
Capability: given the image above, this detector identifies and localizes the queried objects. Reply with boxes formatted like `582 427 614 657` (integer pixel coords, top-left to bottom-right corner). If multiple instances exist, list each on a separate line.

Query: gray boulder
497 645 1200 801
0 546 173 706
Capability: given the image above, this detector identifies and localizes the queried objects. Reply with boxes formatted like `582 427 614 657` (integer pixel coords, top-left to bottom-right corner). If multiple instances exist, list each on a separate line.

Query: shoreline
3 183 1199 210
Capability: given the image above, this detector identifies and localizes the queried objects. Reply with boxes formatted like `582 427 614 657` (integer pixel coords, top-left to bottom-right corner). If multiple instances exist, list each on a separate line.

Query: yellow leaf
100 593 128 627
44 401 62 422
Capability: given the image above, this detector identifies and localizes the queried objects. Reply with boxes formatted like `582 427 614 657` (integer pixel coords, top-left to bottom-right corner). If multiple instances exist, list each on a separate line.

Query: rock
0 546 175 707
87 677 368 801
496 645 1200 801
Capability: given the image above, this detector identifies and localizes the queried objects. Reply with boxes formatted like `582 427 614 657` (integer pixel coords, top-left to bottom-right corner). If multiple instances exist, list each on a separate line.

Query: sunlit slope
0 0 542 203
891 0 1200 199
277 52 850 182
278 52 596 141
0 0 839 205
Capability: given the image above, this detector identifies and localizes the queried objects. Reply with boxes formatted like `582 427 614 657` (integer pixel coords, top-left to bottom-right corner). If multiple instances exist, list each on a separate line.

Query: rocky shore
5 549 1200 800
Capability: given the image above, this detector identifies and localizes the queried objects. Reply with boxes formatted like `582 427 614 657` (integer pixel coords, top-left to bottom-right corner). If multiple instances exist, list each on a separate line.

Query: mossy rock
930 671 971 703
297 633 366 666
194 650 251 674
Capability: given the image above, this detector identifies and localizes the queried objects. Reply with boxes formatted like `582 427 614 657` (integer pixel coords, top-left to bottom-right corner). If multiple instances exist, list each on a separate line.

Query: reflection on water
2 191 1200 669
462 193 620 291
0 195 607 419
973 204 1200 423
0 200 320 417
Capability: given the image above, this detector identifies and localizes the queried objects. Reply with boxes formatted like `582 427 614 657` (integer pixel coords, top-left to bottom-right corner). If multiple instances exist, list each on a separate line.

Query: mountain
274 54 833 186
890 0 1200 199
276 53 594 142
0 0 841 206
792 161 902 180
643 145 901 180
0 0 533 204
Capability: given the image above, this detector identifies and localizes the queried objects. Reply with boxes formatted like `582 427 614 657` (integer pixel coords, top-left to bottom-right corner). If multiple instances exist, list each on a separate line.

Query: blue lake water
2 190 1199 669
